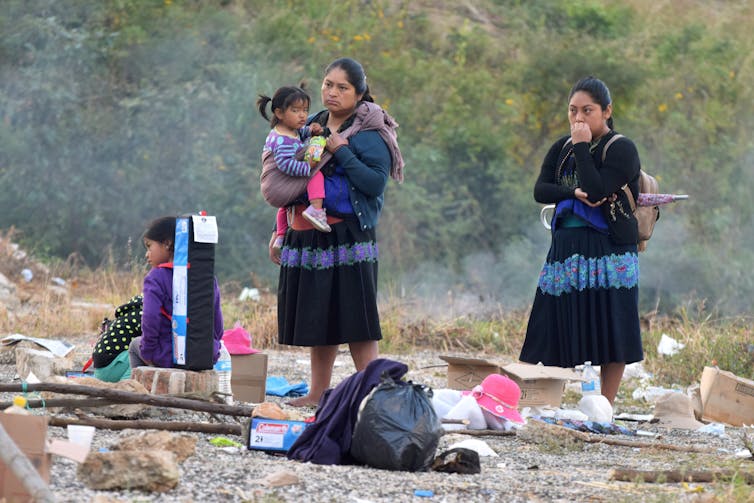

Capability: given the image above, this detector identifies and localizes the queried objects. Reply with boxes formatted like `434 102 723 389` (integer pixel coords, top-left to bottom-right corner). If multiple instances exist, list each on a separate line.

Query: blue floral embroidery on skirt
280 241 379 270
538 252 638 296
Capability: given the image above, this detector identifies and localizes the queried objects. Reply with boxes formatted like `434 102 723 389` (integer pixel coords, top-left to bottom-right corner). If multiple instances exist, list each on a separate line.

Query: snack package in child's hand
304 136 327 164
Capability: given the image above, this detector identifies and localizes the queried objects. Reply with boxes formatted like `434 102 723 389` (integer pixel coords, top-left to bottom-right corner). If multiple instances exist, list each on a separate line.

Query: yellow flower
397 20 404 28
330 35 340 42
674 92 683 100
307 36 316 44
378 9 384 19
658 103 668 113
505 98 514 106
729 70 736 79
364 33 371 41
354 35 364 41
164 0 172 5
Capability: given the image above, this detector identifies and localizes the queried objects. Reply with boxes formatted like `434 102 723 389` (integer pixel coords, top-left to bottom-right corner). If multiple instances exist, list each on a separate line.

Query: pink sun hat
221 324 259 355
467 374 524 424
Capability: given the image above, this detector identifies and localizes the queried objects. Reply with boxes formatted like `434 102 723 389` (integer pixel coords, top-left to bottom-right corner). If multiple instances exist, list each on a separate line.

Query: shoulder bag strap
602 134 637 212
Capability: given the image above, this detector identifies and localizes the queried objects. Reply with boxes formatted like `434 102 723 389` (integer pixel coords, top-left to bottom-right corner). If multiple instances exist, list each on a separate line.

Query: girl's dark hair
143 216 176 248
324 57 374 103
569 76 614 130
256 85 311 127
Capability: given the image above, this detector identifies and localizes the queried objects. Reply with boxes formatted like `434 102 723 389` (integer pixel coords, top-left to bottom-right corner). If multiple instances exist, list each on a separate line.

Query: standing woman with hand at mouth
271 57 404 407
519 76 643 405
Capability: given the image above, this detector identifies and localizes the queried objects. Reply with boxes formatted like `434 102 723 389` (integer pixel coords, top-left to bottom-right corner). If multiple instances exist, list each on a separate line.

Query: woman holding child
271 57 403 407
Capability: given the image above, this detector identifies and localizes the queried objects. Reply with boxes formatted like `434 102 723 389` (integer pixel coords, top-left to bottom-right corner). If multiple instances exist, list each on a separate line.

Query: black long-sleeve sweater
533 131 642 245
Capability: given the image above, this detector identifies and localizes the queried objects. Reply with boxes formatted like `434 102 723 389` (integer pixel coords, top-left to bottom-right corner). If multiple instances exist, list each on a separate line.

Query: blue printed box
247 418 309 453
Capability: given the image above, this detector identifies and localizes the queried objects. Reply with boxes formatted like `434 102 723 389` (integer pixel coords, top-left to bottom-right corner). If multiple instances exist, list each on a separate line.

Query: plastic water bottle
214 341 233 404
581 361 601 396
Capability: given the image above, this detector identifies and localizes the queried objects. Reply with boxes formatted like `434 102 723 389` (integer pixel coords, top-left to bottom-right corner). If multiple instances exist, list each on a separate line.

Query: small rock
113 430 197 463
77 450 179 492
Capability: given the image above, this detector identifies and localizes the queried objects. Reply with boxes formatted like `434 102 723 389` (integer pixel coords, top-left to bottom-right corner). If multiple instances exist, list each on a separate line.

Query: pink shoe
302 205 332 232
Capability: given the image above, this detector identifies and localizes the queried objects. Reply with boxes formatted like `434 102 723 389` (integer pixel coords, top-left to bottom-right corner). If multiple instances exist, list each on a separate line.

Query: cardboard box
699 366 754 427
231 353 268 403
247 418 309 453
440 356 581 407
0 413 51 503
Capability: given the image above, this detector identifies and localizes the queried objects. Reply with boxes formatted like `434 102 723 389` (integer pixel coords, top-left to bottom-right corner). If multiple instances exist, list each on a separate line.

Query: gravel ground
1 337 752 503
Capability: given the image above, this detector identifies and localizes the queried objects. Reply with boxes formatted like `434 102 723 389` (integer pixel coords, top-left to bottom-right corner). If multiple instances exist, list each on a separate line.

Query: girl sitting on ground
128 216 224 369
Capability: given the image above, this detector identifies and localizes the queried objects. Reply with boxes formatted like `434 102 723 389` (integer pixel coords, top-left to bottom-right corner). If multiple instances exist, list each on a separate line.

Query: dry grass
2 229 753 389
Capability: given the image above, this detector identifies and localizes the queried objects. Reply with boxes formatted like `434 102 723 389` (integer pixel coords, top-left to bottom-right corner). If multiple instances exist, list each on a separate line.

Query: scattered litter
265 376 309 397
209 437 244 448
734 449 753 459
21 268 33 282
251 401 288 420
432 388 462 419
431 448 481 474
696 422 726 436
635 430 659 438
631 385 680 403
657 333 684 356
51 277 66 286
578 395 613 423
447 438 498 457
24 371 41 384
238 287 260 302
622 361 651 380
444 394 486 430
414 489 434 497
554 408 589 422
535 417 634 436
652 392 702 430
0 334 75 357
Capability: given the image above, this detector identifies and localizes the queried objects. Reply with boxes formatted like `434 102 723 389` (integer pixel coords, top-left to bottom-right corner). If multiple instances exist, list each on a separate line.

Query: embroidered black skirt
520 225 644 367
277 216 382 347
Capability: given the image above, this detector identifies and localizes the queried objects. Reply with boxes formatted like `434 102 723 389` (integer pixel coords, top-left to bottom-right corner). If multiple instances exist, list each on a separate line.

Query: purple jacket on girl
140 265 224 368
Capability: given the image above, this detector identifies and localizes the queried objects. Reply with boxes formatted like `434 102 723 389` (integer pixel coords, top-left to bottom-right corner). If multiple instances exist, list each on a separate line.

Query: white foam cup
67 425 96 448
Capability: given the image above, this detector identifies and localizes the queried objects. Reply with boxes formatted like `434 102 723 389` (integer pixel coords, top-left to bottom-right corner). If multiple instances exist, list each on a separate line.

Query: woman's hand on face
574 187 606 207
570 121 592 144
325 131 348 153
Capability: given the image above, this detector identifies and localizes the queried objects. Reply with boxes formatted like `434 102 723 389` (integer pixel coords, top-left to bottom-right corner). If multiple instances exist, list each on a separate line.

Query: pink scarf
317 101 405 183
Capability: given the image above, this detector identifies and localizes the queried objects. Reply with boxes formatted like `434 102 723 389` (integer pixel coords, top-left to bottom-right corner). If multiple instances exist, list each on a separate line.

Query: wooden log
442 428 516 437
47 416 243 436
0 398 118 409
0 422 55 503
609 468 754 484
0 382 254 417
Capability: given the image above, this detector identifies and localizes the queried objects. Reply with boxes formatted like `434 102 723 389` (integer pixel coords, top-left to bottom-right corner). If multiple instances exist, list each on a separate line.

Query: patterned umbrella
637 194 689 206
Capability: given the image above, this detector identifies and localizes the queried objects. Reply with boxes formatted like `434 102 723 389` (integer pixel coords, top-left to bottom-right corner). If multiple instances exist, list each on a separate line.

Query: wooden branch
0 383 254 417
0 398 118 409
48 416 243 436
0 422 56 503
442 428 516 437
609 468 754 484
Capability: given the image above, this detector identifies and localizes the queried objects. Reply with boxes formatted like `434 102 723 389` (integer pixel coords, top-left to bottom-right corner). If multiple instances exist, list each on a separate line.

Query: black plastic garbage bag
350 376 443 471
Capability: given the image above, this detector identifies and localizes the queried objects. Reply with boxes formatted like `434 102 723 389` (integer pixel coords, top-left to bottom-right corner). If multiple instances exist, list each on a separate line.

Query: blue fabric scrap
265 376 309 397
